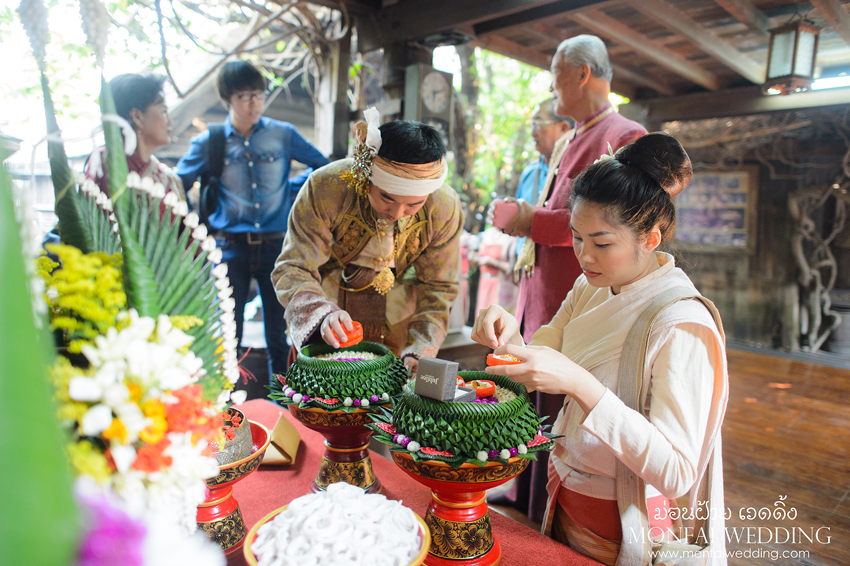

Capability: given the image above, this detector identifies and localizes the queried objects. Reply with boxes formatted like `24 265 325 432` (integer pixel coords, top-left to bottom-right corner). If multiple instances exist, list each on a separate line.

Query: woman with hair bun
472 132 728 566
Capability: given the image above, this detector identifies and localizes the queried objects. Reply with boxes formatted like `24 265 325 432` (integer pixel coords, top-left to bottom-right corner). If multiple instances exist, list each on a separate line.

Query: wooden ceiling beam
610 63 678 96
527 21 575 43
713 0 770 35
810 0 850 48
570 9 722 90
473 30 678 97
472 0 617 36
356 0 610 52
632 0 765 84
644 84 850 124
470 34 552 69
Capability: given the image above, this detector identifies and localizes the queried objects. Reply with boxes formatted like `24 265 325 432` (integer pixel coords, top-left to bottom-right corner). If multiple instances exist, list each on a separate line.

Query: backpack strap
208 124 226 179
614 288 724 566
199 124 226 224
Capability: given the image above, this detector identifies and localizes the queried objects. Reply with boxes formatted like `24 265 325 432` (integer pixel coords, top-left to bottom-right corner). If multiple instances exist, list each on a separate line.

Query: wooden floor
721 349 850 566
491 348 850 566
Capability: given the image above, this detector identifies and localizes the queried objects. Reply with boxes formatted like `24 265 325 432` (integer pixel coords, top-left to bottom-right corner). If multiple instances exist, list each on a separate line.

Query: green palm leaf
42 72 117 255
97 77 228 398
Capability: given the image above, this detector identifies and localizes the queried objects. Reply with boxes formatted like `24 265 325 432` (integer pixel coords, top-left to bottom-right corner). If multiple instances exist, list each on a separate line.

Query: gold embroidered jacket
272 159 463 358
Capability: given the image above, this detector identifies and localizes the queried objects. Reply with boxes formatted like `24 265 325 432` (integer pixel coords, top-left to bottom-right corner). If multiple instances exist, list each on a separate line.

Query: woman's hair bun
615 132 692 197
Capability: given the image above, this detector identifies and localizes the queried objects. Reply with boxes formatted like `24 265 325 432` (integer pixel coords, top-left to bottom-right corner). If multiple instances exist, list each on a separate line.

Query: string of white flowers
78 172 120 238
123 173 241 393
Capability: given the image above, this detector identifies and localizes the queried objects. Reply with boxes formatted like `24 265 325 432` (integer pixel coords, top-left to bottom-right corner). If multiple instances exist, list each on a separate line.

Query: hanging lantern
763 20 820 95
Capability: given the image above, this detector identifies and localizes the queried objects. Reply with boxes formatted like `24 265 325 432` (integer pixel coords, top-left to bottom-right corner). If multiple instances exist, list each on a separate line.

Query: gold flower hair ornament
341 107 382 199
593 142 617 165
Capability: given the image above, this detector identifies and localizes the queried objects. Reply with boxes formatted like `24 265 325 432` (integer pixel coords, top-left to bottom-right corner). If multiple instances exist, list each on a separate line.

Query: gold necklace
329 218 398 295
371 220 398 296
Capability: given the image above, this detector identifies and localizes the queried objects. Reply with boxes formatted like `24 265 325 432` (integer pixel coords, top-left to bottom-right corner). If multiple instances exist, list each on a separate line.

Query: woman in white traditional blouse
473 133 728 566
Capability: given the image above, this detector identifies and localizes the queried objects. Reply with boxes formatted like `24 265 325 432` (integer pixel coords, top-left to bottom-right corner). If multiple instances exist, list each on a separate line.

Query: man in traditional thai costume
271 110 463 373
496 35 647 524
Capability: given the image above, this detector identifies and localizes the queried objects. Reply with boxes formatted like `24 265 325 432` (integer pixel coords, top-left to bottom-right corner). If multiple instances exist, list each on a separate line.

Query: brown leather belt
215 231 285 245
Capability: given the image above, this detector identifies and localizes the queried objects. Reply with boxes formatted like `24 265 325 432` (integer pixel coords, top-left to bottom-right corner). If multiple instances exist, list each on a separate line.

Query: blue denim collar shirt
514 155 548 255
176 115 330 233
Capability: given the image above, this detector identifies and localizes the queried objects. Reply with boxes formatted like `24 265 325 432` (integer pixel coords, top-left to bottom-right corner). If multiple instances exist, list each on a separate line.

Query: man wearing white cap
272 110 463 372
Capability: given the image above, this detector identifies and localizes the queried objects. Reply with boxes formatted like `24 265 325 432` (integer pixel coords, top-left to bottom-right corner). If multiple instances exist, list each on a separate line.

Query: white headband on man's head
370 159 448 197
357 107 447 198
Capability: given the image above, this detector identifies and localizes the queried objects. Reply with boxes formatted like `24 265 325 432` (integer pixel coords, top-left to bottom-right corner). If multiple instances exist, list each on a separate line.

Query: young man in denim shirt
177 60 330 379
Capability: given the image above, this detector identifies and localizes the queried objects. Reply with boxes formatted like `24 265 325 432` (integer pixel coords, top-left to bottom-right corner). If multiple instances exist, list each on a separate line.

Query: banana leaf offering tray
368 371 558 469
268 342 410 413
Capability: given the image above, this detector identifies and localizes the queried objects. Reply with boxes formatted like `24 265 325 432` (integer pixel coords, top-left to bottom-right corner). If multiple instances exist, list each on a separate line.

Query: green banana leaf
98 78 228 399
0 165 80 565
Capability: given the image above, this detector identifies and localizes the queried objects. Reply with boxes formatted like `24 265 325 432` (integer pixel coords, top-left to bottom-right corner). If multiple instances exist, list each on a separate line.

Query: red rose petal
376 423 397 434
526 434 550 447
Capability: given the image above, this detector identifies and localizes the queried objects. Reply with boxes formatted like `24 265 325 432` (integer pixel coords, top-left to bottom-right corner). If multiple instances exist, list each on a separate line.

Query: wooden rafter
471 34 551 68
713 0 770 35
644 84 850 124
472 0 616 36
610 63 677 96
516 22 678 96
570 8 722 90
358 0 557 52
811 0 850 47
356 0 612 51
633 0 765 84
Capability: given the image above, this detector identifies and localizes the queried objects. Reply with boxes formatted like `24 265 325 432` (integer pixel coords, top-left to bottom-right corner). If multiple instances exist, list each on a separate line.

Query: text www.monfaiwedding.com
651 548 811 561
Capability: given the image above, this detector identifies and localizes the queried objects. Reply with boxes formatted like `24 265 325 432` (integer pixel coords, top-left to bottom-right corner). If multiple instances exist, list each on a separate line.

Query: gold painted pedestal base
290 405 384 494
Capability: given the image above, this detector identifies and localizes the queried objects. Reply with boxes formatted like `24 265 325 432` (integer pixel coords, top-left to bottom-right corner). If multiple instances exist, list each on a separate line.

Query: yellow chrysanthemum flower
102 417 129 445
57 401 89 426
39 244 126 350
169 315 204 331
140 399 168 445
67 441 111 484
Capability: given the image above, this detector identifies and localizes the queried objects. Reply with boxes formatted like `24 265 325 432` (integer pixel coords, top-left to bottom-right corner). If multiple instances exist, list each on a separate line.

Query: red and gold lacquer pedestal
289 404 385 494
392 452 531 566
197 421 270 555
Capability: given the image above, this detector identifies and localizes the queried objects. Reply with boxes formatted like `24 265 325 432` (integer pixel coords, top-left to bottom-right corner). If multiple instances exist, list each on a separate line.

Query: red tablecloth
229 399 600 566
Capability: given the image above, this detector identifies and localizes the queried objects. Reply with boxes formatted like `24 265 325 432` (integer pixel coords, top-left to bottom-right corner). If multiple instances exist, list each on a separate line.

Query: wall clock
404 64 454 148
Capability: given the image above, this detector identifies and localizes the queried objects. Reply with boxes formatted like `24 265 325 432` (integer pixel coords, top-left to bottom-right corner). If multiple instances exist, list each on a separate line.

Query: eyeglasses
530 119 557 129
233 91 269 102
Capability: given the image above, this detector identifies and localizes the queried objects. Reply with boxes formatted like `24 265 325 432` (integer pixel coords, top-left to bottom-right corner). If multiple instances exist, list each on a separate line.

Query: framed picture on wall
673 166 759 253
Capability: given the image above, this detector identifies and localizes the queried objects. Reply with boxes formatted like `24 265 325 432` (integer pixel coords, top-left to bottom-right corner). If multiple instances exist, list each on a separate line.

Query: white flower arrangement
62 310 224 535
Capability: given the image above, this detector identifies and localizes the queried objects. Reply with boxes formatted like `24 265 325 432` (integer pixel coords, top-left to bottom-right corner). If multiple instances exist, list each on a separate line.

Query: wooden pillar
315 30 352 160
380 41 433 120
